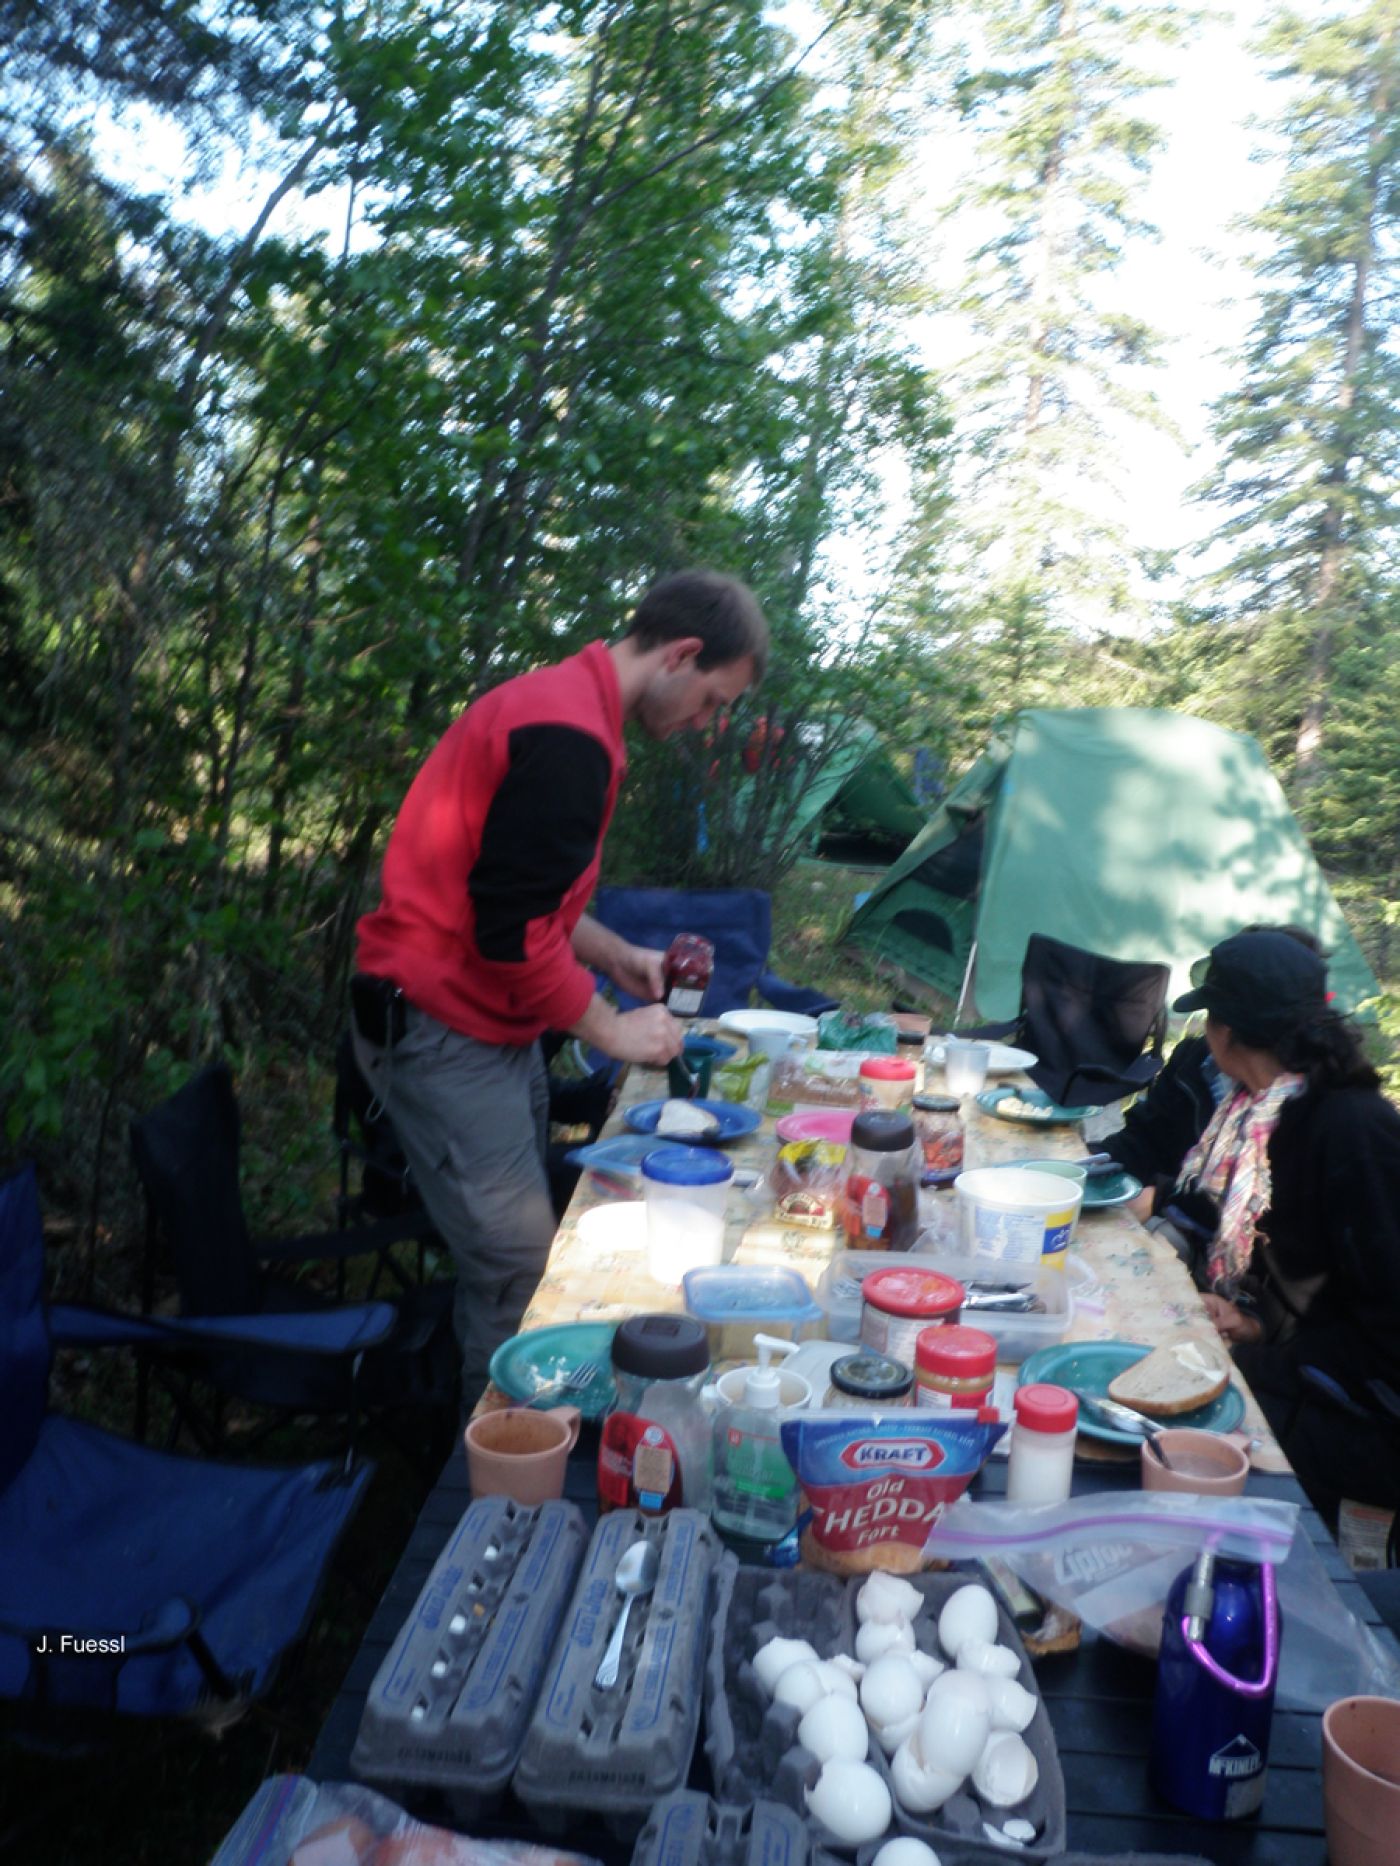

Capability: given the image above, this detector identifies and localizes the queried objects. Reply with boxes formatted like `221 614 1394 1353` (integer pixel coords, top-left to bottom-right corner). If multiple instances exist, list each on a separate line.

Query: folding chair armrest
757 969 840 1017
1299 1364 1373 1419
54 1300 396 1358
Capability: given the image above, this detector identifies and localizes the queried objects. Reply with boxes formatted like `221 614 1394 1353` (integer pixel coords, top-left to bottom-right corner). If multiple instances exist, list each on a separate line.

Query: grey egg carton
350 1496 589 1820
630 1791 840 1866
512 1506 721 1837
852 1571 1065 1862
704 1563 1065 1859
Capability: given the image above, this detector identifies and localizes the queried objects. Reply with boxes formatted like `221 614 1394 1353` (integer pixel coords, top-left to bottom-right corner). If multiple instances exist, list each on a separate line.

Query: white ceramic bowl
716 1008 819 1060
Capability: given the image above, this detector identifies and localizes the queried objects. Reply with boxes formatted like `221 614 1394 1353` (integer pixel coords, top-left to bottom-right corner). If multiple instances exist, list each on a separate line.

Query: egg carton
350 1496 589 1821
846 1570 1066 1862
630 1791 838 1866
513 1506 721 1838
852 1850 1212 1866
704 1564 1065 1860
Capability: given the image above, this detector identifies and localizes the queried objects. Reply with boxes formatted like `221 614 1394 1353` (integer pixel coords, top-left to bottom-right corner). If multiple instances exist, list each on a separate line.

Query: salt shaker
1005 1382 1078 1504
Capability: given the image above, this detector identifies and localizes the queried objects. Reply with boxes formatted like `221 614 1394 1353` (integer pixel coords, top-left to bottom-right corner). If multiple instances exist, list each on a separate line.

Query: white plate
927 1040 1038 1075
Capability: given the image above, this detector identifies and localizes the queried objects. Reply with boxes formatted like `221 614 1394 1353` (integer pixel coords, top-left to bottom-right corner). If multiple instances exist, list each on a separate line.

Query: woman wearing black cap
1165 929 1400 1522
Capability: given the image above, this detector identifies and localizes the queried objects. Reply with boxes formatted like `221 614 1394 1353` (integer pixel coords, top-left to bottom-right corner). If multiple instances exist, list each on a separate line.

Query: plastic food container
914 1323 997 1409
643 1145 734 1285
858 1056 917 1109
815 1248 946 1343
953 1167 1083 1282
682 1265 823 1363
860 1264 965 1364
918 1254 1076 1362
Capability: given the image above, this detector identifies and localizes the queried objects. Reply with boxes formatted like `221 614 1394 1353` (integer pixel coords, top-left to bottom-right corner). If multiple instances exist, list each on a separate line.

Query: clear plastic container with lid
1005 1381 1079 1504
911 1093 964 1173
681 1264 822 1363
860 1265 964 1366
824 1349 913 1410
642 1144 733 1286
838 1109 921 1251
858 1056 917 1110
914 1323 998 1410
602 1313 713 1516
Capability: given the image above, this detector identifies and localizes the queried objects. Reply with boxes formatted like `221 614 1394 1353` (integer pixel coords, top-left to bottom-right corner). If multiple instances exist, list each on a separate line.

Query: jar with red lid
1005 1382 1078 1504
662 934 715 1017
914 1323 997 1410
859 1056 917 1111
860 1265 964 1366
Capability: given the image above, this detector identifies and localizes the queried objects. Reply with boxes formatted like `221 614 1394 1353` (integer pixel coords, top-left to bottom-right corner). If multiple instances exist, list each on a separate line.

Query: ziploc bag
924 1492 1400 1710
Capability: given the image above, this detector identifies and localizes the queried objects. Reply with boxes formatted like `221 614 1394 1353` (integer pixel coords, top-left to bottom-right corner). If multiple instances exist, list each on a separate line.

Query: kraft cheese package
779 1410 1006 1574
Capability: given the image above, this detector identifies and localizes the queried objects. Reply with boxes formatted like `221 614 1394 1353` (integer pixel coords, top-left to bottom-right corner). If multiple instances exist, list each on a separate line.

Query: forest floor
2 857 1392 1864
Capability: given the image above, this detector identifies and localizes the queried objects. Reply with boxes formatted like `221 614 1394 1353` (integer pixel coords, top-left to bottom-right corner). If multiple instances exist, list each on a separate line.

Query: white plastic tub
953 1166 1084 1280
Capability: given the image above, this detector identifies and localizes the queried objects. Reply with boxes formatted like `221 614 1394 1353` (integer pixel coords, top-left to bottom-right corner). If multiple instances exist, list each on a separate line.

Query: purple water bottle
1150 1551 1281 1820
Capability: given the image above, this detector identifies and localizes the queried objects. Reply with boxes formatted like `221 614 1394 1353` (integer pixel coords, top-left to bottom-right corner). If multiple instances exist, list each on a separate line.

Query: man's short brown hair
623 569 769 680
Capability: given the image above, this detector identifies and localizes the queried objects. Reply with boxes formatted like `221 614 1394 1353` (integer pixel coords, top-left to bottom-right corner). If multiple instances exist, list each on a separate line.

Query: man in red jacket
352 570 767 1410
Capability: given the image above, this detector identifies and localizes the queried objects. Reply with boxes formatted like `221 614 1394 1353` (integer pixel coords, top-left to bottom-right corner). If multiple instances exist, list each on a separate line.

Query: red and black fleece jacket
356 641 625 1046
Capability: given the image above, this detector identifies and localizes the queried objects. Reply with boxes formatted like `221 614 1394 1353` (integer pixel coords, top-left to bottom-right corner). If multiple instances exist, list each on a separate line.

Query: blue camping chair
0 1162 372 1721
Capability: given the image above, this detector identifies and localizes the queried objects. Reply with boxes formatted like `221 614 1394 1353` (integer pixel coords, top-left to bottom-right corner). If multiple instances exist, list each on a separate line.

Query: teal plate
1011 1157 1144 1209
976 1086 1101 1126
489 1321 618 1420
1018 1338 1245 1446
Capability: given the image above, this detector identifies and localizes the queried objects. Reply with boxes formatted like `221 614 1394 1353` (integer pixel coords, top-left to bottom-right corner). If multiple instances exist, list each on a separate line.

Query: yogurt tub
859 1264 965 1366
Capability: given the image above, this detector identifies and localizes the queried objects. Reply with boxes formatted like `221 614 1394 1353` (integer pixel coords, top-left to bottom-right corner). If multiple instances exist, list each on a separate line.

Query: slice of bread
1106 1336 1232 1417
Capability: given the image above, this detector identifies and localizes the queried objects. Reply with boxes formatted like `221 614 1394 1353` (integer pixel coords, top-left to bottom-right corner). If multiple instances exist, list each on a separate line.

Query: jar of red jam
914 1324 997 1410
662 934 715 1017
911 1093 963 1173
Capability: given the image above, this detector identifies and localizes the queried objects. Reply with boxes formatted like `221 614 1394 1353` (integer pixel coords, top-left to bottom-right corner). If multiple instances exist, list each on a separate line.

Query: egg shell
1003 1818 1038 1842
956 1637 1022 1679
984 1675 1037 1734
812 1659 860 1701
891 1733 964 1814
972 1731 1039 1807
754 1636 820 1696
874 1708 921 1756
860 1654 925 1732
855 1618 916 1664
774 1659 833 1715
936 1583 999 1661
908 1650 945 1691
856 1571 926 1626
805 1757 893 1845
872 1840 943 1866
827 1652 866 1683
919 1671 991 1780
799 1692 870 1765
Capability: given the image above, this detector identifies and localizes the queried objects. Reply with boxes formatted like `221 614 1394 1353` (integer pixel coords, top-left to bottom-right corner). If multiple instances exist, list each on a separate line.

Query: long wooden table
307 1041 1395 1862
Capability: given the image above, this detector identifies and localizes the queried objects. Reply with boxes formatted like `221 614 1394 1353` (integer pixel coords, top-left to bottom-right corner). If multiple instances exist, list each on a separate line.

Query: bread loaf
1106 1337 1231 1417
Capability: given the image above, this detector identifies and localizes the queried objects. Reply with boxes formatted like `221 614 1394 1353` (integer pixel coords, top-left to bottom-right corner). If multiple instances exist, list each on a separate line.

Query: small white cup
944 1037 991 1096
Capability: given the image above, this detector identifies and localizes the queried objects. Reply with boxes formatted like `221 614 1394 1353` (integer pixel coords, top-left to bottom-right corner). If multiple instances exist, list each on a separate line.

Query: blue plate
976 1086 1100 1126
624 1098 762 1144
489 1321 618 1420
1018 1338 1245 1445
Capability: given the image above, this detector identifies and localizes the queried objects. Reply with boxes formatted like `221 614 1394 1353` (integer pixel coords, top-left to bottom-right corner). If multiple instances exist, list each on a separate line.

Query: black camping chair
130 1061 458 1470
964 932 1170 1108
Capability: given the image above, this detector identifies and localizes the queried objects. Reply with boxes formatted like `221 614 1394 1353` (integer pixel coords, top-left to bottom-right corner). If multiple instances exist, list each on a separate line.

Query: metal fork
528 1362 599 1408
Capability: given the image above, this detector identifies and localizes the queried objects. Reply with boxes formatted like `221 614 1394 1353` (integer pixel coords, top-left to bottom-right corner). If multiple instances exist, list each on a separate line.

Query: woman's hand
1202 1291 1263 1346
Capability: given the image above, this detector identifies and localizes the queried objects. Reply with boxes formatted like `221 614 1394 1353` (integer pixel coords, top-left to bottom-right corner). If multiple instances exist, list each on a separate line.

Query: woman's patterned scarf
1176 1073 1306 1289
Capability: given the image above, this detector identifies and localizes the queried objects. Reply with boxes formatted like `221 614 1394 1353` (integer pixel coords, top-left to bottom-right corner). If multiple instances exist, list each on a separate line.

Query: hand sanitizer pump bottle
711 1334 800 1546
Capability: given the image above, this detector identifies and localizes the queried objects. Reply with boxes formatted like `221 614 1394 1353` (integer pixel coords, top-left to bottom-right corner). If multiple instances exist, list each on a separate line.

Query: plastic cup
1139 1427 1249 1496
464 1404 582 1504
1323 1695 1400 1866
944 1037 991 1096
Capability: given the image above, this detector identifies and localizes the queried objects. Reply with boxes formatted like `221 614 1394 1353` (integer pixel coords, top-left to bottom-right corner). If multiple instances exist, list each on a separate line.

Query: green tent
844 707 1380 1021
733 717 928 863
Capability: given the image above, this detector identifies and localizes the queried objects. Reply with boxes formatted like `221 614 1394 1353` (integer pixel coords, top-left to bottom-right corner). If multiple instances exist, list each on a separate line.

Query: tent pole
954 940 977 1028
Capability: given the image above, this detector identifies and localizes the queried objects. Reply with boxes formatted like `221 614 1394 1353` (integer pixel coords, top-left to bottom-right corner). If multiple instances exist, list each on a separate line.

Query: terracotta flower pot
1322 1694 1400 1866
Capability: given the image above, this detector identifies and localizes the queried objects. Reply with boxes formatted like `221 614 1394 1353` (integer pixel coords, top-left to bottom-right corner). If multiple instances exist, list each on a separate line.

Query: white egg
984 1675 1037 1734
919 1671 991 1780
909 1650 946 1691
799 1692 870 1764
826 1652 866 1683
774 1659 833 1715
937 1584 999 1661
891 1731 964 1813
860 1654 925 1732
855 1617 916 1664
812 1659 860 1701
956 1637 1022 1679
972 1731 1039 1807
805 1757 893 1845
753 1636 820 1697
874 1708 922 1756
872 1839 943 1866
856 1571 926 1625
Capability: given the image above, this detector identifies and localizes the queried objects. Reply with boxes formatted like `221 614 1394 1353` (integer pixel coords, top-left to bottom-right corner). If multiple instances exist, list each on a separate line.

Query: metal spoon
593 1540 659 1690
1078 1393 1176 1467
